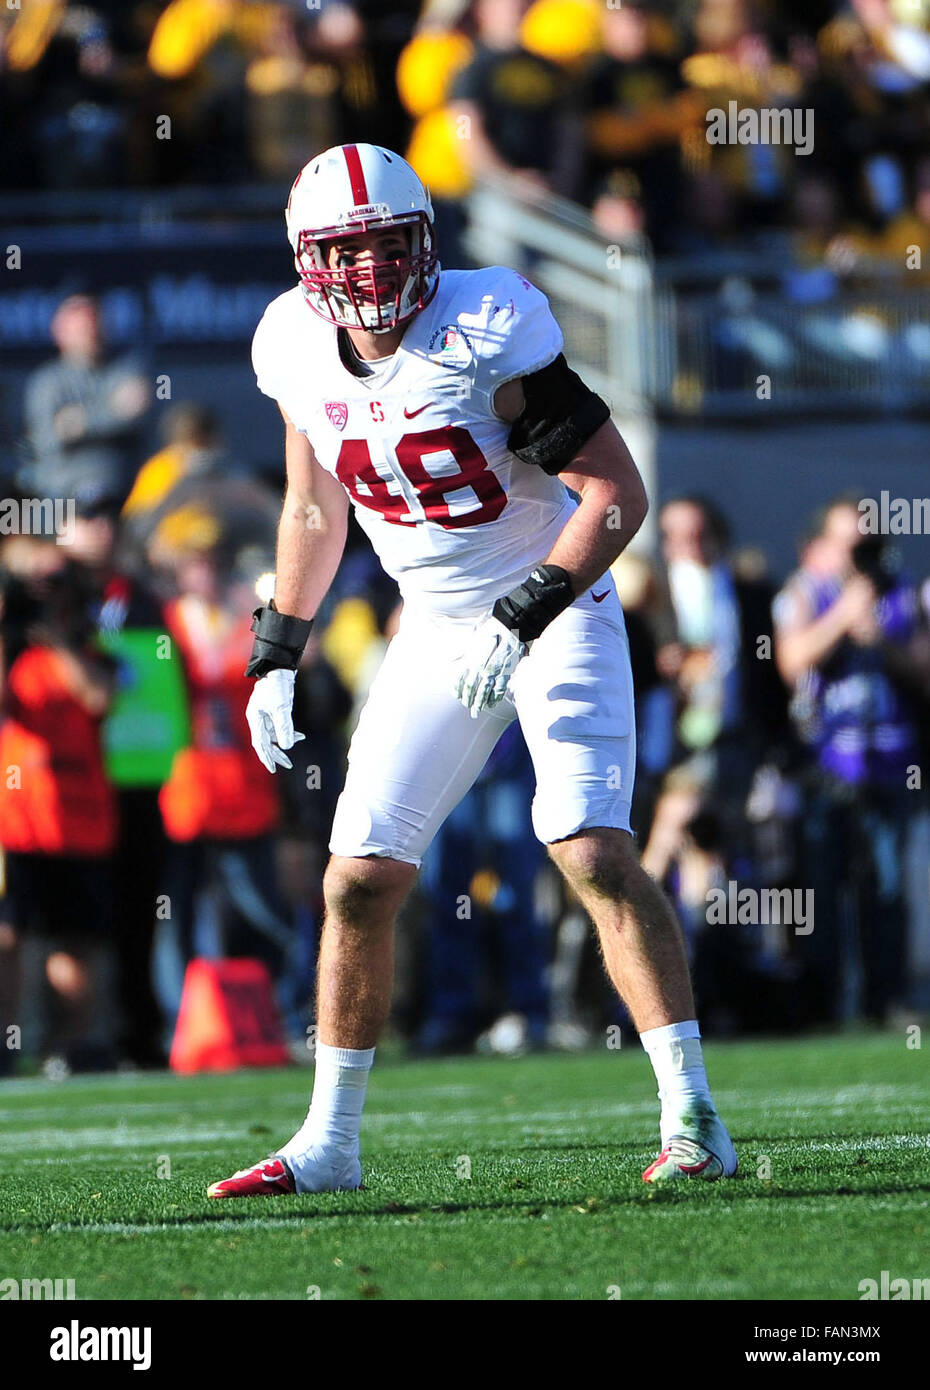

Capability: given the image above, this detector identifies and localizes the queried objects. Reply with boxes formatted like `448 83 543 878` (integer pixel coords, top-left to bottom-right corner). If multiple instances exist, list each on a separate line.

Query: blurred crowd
1 291 929 1078
2 0 930 266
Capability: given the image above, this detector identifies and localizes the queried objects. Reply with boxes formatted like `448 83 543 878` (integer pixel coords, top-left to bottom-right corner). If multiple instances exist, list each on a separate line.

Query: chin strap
492 564 575 644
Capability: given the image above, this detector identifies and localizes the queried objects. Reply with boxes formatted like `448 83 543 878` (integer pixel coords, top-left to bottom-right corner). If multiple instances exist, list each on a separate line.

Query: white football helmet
285 143 440 333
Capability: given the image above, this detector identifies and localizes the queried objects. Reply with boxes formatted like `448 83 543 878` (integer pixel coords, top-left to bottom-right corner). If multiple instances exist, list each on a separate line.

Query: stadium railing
462 174 930 427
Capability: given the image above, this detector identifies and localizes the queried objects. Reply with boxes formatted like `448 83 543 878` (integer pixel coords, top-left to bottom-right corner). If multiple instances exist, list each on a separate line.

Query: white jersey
252 266 578 617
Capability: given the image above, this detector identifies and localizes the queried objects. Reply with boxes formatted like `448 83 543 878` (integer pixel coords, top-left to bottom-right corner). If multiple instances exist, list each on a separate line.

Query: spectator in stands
245 3 385 182
656 496 788 818
790 170 853 269
306 3 383 148
810 154 930 287
448 0 575 197
610 551 677 840
865 154 930 282
679 0 807 235
123 402 226 539
818 0 930 107
146 0 271 183
3 4 127 190
22 294 150 507
69 486 191 1068
774 496 930 1023
0 533 119 1074
642 768 800 1034
245 4 343 182
579 0 698 250
150 509 296 1031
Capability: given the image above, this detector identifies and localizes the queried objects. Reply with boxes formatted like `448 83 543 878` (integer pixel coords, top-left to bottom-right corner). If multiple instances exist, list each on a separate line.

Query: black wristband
244 601 314 678
492 564 575 644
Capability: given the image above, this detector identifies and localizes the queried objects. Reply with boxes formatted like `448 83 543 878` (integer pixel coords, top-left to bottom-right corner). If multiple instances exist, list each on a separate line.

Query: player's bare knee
548 828 640 903
323 854 416 926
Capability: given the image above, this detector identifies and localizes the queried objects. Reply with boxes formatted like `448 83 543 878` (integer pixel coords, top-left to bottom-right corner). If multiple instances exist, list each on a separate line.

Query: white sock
639 1020 715 1145
277 1042 374 1159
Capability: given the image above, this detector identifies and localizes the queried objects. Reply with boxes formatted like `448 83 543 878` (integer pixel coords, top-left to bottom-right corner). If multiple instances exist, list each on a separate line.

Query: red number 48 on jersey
334 427 507 530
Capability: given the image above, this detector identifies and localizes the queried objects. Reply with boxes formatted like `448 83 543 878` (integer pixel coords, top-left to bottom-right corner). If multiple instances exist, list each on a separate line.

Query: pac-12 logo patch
324 401 348 431
428 324 473 368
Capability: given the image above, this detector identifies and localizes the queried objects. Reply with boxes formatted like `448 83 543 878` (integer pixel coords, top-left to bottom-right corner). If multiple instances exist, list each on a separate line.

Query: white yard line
0 1078 922 1123
1 1080 927 1156
2 1110 928 1154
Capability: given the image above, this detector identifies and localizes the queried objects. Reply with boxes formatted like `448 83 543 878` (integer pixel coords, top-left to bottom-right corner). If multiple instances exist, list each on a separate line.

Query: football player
208 144 736 1198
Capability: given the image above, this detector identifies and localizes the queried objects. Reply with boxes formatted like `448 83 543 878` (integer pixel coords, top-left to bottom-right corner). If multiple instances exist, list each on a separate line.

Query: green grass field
0 1033 927 1300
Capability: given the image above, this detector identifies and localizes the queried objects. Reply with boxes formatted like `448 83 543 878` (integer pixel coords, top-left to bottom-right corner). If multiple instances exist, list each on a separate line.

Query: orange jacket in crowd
159 597 278 842
0 645 117 856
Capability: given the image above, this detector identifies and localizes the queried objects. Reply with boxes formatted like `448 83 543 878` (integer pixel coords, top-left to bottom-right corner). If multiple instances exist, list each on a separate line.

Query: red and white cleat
642 1134 737 1185
207 1157 296 1199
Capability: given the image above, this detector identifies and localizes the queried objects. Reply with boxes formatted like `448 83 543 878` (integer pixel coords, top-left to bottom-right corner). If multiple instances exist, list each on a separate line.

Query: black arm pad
492 564 575 644
244 601 314 678
507 353 611 476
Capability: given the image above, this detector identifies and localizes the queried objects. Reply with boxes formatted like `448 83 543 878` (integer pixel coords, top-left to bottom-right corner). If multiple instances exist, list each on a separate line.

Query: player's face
324 228 411 307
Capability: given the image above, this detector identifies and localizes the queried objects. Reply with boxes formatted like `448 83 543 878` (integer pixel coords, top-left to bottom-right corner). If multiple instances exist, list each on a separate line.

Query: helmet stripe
343 144 369 207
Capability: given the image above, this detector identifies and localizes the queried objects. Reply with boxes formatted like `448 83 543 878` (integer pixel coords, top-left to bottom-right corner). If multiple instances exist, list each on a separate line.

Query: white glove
455 616 527 718
246 668 305 773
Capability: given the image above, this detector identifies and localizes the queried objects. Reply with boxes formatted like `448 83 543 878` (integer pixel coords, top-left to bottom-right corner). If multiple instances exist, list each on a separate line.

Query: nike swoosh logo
404 402 433 418
592 590 610 603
